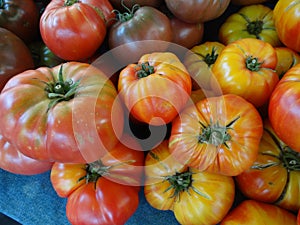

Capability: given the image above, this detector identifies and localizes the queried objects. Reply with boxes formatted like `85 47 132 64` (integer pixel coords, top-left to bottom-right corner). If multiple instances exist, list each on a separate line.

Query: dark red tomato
0 27 34 91
40 0 107 61
108 5 173 64
0 0 40 43
170 16 204 49
0 133 53 175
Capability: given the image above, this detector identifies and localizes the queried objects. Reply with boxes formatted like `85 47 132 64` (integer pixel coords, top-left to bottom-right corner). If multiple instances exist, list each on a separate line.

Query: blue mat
0 168 180 225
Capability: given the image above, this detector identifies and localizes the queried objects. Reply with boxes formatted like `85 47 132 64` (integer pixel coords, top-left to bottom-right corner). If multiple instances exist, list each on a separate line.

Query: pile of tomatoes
1 0 300 225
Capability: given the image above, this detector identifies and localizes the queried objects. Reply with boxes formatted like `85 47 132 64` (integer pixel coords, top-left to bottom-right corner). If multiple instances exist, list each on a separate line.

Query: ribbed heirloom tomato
169 94 263 176
0 62 124 163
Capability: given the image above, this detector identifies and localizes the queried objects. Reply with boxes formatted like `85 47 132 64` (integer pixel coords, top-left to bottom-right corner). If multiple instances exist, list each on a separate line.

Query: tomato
231 0 268 5
220 199 297 225
0 62 124 163
50 134 144 225
108 5 173 64
218 4 281 47
0 0 40 43
164 0 231 23
235 119 300 212
144 140 235 225
28 41 65 68
0 133 53 175
273 0 300 52
268 63 300 153
184 41 225 90
211 38 279 107
298 209 300 225
109 0 163 10
40 0 107 61
169 16 204 49
0 27 34 91
169 94 263 176
118 52 192 126
275 46 300 79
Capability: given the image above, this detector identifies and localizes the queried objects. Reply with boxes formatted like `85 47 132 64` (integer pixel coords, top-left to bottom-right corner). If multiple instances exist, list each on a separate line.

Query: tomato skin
0 0 40 43
235 119 300 212
268 63 300 153
108 6 173 63
165 0 231 23
0 62 124 163
273 0 300 52
184 41 225 90
298 209 300 225
144 140 235 225
220 200 297 225
219 4 281 47
118 52 192 125
275 46 300 79
0 133 53 175
212 38 279 107
51 134 144 225
0 27 34 91
169 94 263 176
40 0 107 61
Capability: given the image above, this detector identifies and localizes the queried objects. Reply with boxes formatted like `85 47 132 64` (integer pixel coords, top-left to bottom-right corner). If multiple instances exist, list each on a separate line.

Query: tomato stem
113 0 140 22
64 0 79 6
204 47 219 67
245 56 263 72
247 20 263 37
135 62 155 78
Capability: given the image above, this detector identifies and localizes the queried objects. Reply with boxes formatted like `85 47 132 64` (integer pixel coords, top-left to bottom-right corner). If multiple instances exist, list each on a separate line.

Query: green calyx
135 62 155 78
245 56 263 72
113 0 140 22
64 0 79 6
204 47 219 67
44 65 80 110
282 147 300 171
198 117 239 147
247 20 264 37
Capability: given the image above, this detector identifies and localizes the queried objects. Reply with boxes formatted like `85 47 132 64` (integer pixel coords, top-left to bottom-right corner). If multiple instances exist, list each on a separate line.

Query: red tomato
0 27 34 91
40 0 107 61
268 63 300 153
273 0 300 52
0 133 53 175
0 0 40 43
169 94 263 176
220 200 297 225
0 62 124 163
118 52 192 125
164 0 231 23
211 38 279 107
51 134 144 225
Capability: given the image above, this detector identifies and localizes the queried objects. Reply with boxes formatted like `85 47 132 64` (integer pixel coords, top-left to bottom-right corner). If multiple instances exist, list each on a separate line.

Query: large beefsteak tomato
235 119 300 212
0 62 124 163
118 52 192 126
40 0 107 61
169 94 263 176
269 63 300 153
211 38 278 107
144 140 235 225
50 134 144 225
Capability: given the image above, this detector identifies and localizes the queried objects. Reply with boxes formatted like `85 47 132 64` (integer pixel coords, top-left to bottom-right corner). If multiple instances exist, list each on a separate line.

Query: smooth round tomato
0 133 53 175
164 0 231 23
144 140 235 225
268 63 300 153
219 4 281 47
235 119 300 212
108 5 173 64
275 46 300 79
0 0 40 43
184 41 225 90
40 0 107 61
0 27 35 91
0 62 124 163
211 38 279 107
273 0 300 52
169 94 263 176
51 134 144 225
118 52 192 126
220 200 297 225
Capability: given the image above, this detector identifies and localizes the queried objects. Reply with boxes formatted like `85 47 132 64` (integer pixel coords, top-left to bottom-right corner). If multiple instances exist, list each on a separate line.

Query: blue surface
0 168 180 225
